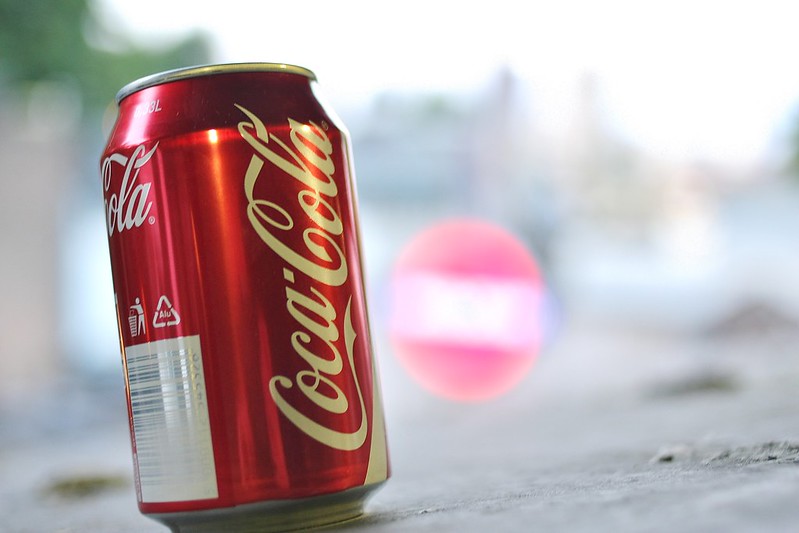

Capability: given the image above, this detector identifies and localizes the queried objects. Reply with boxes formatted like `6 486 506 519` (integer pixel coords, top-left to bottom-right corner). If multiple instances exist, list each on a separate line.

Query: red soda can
100 63 389 531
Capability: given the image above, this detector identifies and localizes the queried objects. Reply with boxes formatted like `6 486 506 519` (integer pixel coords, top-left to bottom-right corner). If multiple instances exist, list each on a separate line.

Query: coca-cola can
100 63 389 532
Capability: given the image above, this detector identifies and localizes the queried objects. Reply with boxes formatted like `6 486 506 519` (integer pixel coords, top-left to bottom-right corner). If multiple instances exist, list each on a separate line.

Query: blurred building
350 66 799 337
0 87 76 403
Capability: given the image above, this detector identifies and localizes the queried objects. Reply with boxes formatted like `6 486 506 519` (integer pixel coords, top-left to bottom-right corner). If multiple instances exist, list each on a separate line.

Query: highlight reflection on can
100 63 389 532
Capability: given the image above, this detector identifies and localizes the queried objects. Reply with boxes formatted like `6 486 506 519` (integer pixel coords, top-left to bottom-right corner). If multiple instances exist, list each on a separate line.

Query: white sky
101 0 799 165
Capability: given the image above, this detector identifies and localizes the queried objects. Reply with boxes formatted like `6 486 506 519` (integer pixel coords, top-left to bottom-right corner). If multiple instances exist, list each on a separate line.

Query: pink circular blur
388 219 545 402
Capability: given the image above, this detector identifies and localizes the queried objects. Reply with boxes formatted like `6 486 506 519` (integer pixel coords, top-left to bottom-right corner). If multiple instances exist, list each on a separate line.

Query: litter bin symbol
129 298 145 337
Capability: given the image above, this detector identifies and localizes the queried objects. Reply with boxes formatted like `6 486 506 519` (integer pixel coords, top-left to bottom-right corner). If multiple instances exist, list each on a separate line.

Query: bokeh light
388 219 546 402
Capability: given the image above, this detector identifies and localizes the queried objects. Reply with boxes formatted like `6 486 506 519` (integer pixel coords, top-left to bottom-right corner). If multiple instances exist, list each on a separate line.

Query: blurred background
1 0 798 516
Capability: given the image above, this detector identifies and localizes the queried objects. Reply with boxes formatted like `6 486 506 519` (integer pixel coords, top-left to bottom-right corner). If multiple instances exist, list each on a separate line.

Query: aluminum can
100 63 389 532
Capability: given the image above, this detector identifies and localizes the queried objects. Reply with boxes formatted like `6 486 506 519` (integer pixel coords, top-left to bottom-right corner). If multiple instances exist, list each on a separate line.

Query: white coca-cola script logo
236 104 368 452
101 143 157 236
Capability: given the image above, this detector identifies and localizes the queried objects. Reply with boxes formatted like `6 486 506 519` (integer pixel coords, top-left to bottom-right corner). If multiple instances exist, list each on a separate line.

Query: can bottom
147 482 386 533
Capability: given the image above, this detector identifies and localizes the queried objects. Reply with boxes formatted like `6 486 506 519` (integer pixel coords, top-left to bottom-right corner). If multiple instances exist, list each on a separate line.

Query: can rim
116 62 317 103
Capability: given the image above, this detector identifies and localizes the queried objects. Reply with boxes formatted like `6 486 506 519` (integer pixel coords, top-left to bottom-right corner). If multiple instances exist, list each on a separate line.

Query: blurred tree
0 0 211 117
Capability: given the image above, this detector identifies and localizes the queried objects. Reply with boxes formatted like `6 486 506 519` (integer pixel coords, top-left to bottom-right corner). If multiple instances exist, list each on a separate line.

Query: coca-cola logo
101 143 157 236
236 104 368 451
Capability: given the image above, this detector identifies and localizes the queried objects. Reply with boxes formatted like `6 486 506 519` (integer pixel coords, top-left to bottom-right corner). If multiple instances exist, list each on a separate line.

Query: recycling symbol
152 295 181 328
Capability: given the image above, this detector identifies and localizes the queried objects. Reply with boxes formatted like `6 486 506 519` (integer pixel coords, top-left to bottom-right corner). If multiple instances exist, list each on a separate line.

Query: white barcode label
124 335 218 503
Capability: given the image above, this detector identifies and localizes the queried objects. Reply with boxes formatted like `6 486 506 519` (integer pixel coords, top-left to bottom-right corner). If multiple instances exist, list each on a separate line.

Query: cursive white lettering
237 104 367 451
102 143 157 236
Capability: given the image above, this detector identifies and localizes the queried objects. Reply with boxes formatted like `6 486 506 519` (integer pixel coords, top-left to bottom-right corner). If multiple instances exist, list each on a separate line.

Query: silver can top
116 62 317 103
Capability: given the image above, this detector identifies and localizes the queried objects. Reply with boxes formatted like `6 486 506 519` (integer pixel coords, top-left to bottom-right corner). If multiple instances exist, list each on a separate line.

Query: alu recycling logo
152 295 181 328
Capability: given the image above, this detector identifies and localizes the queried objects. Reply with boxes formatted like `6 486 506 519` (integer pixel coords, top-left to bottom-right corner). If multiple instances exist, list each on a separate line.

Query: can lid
116 62 317 103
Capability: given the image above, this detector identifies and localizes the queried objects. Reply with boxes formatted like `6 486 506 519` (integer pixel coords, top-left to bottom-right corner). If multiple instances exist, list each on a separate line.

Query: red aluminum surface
101 65 389 517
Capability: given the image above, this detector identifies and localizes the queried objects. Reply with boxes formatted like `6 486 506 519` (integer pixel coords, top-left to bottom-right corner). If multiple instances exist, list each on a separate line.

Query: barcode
124 335 218 503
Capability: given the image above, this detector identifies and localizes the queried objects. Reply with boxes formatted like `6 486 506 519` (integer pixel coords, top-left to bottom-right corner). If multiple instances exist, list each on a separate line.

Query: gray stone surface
1 318 797 532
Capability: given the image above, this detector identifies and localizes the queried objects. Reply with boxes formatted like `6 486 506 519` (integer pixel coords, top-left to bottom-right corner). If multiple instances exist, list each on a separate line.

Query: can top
116 62 317 104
